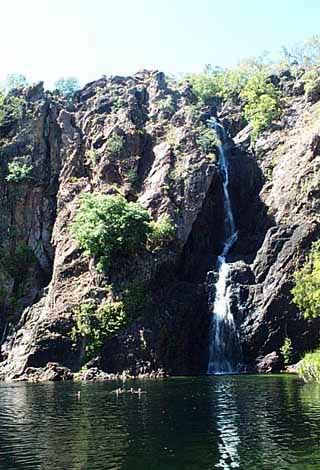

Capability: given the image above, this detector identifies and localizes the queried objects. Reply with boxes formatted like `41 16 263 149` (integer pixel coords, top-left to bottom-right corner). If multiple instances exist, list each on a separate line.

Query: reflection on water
213 381 241 468
0 375 319 469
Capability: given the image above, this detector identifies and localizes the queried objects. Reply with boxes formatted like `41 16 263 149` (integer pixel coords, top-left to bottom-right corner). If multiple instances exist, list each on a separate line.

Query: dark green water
0 375 319 470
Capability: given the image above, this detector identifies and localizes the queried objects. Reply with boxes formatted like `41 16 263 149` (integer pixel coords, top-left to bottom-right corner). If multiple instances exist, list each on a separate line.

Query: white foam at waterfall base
207 122 242 375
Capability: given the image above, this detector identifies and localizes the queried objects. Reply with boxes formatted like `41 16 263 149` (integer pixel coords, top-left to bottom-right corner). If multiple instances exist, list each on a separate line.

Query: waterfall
207 122 242 375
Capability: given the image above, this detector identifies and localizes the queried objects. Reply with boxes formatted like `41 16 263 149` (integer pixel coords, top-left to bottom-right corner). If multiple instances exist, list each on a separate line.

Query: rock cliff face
0 70 319 380
230 94 320 371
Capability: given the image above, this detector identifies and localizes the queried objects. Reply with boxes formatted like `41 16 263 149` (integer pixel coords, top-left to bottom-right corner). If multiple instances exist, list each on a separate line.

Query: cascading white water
207 122 242 374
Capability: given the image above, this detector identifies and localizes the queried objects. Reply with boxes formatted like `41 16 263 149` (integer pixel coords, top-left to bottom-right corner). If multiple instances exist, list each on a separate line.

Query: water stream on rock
207 122 242 374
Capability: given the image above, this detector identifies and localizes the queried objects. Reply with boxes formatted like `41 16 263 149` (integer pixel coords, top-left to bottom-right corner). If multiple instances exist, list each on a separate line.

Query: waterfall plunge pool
0 374 319 469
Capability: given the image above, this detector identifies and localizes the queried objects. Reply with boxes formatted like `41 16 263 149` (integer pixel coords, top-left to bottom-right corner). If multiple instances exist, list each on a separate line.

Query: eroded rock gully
0 71 319 380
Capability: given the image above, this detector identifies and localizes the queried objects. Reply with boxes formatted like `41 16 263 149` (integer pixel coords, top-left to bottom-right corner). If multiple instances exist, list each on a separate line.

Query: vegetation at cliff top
71 193 176 270
241 71 280 140
4 73 28 92
292 240 320 319
187 62 281 140
280 35 320 68
54 77 80 99
187 61 261 104
186 35 320 140
0 91 25 127
298 349 320 383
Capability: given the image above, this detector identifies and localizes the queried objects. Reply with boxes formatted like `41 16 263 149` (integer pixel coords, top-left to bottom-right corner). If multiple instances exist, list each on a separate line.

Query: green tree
241 71 280 140
281 35 320 68
187 67 224 104
106 134 124 156
71 194 151 270
298 349 320 383
71 300 127 359
0 91 25 126
147 214 176 251
187 55 269 105
5 73 28 91
291 240 320 319
54 77 80 99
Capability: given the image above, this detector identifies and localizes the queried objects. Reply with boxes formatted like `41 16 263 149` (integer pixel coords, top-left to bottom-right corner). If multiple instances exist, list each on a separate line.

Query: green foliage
106 134 124 156
126 168 139 187
6 161 33 183
241 71 280 140
185 103 202 122
196 126 219 154
292 240 320 319
71 300 127 359
111 95 127 111
302 69 319 94
169 163 188 180
71 194 151 270
71 281 148 360
158 96 175 113
54 77 80 99
85 149 99 166
148 214 176 251
298 349 320 383
187 68 224 104
5 73 28 91
280 337 293 365
166 126 179 148
281 35 320 68
121 281 148 318
187 58 268 104
0 92 25 127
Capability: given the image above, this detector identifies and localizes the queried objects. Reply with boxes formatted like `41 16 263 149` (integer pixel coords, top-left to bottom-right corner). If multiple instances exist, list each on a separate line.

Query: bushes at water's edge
298 350 320 383
291 241 320 383
292 240 320 319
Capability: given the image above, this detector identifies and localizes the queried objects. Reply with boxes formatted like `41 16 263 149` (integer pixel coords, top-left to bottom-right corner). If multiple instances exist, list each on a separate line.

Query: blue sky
1 0 320 87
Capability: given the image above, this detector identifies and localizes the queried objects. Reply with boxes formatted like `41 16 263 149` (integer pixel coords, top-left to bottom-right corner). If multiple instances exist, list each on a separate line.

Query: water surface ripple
0 375 319 469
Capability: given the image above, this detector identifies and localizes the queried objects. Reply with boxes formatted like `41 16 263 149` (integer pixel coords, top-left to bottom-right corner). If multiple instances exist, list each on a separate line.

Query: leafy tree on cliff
187 54 270 104
281 35 320 68
4 73 28 91
71 194 152 270
0 91 26 126
54 77 80 99
241 71 280 140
